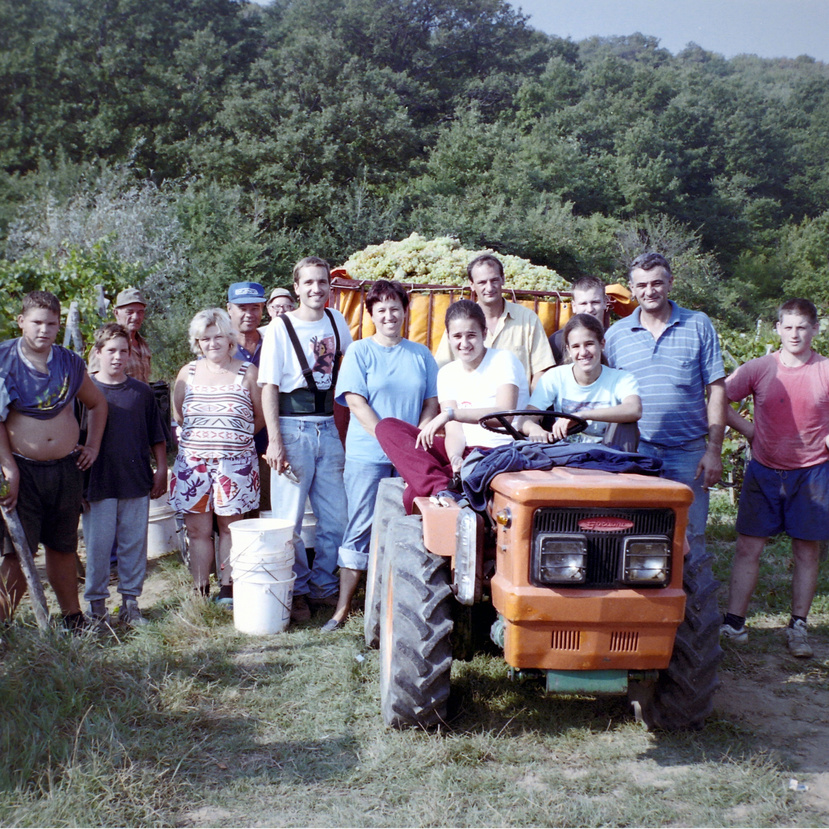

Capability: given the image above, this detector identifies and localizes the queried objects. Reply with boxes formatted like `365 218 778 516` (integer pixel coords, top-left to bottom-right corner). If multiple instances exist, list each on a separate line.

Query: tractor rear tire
631 548 722 731
380 515 453 729
364 478 406 649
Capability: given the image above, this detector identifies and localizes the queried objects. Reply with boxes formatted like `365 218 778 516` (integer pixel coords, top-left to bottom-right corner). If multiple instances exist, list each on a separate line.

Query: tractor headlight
533 534 587 584
622 537 671 585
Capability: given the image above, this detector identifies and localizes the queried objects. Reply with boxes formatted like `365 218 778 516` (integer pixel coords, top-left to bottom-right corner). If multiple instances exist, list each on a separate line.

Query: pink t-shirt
726 351 829 469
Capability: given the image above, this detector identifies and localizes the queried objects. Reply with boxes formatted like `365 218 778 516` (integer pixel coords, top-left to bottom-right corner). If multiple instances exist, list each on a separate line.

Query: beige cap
114 287 147 308
269 287 294 301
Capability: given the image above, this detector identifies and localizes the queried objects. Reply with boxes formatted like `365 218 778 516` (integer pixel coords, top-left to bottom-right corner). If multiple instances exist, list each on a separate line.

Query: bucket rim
229 517 295 533
232 573 296 584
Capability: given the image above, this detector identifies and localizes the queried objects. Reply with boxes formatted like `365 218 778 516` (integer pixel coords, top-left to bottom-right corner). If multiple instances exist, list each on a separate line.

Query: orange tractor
363 412 721 732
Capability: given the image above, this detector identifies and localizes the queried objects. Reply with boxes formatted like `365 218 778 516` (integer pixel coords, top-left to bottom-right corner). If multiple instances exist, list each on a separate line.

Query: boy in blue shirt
82 323 167 626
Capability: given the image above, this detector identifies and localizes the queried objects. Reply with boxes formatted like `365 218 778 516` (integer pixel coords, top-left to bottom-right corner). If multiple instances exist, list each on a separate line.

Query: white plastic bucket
229 518 295 588
147 500 178 559
229 518 293 562
233 574 295 635
260 503 317 549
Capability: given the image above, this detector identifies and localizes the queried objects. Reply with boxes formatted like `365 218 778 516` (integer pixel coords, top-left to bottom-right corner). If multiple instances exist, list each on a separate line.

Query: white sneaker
118 598 148 627
786 619 812 658
720 621 748 644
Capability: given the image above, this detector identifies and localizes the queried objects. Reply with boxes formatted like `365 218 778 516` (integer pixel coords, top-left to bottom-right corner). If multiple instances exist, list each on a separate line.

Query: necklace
204 358 234 375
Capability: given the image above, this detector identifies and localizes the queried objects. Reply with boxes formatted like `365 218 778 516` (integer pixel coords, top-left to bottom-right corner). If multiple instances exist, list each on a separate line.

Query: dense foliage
2 0 829 373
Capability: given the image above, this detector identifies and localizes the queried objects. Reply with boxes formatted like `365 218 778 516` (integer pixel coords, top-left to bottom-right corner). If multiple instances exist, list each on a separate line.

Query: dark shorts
2 452 83 556
736 459 829 541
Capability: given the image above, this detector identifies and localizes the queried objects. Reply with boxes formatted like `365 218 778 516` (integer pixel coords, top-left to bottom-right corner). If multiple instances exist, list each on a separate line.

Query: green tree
780 211 829 308
0 0 260 178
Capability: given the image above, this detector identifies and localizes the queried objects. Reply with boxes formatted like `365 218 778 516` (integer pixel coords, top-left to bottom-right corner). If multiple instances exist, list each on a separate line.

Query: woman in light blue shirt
326 280 439 630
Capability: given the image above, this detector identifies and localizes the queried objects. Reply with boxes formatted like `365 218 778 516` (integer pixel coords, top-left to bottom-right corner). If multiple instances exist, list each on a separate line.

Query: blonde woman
170 309 264 605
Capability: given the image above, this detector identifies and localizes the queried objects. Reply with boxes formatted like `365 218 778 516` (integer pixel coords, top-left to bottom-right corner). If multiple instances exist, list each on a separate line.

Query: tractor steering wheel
478 409 589 442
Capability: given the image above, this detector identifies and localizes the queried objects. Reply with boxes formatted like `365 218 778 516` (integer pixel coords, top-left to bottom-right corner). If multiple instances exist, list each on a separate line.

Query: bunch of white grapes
342 233 570 292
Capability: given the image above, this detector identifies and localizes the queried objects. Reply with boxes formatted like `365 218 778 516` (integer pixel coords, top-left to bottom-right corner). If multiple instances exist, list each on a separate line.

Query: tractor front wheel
364 478 406 649
630 548 722 730
379 515 453 729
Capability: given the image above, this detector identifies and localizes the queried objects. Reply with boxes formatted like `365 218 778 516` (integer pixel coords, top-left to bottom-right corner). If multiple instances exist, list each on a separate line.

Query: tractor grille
532 507 675 588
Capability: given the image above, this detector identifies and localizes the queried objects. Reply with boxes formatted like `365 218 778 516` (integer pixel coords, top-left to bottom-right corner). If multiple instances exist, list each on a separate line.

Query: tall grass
0 545 824 827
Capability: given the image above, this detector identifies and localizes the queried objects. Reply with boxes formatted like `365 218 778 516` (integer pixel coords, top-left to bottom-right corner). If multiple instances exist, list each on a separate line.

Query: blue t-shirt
604 301 724 446
234 338 261 366
529 364 639 442
335 338 438 464
0 339 86 421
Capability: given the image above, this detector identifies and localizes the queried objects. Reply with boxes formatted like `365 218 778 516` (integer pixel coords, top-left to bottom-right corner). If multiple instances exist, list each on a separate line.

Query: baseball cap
268 287 294 301
114 288 147 308
228 282 265 304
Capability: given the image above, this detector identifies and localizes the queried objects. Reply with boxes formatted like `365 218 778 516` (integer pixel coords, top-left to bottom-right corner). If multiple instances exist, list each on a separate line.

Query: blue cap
227 282 265 304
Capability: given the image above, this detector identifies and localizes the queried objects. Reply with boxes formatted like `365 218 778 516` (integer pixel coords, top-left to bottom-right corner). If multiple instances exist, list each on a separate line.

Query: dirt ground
715 624 829 816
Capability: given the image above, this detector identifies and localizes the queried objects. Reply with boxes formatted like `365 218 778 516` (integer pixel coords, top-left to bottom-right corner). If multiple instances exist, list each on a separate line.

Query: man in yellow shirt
434 254 554 390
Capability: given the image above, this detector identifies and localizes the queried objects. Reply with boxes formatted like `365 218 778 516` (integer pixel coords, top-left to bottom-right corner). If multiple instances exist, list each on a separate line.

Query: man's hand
695 444 722 490
75 444 99 471
264 438 287 473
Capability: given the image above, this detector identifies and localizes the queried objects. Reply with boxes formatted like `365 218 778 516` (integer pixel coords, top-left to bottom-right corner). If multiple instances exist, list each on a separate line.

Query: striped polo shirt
604 301 724 446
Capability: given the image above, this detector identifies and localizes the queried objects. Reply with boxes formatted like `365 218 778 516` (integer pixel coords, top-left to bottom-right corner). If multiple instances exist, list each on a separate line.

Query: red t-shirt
726 351 829 469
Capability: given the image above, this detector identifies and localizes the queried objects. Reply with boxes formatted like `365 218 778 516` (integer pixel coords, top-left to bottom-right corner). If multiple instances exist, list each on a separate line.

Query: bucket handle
264 584 293 612
231 562 294 580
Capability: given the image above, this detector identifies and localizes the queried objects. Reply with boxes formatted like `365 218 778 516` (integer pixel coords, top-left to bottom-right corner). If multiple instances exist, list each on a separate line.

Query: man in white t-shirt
259 257 352 623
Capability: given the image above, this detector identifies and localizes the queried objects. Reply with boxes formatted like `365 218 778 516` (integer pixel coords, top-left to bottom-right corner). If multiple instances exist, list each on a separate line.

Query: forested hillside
2 0 829 371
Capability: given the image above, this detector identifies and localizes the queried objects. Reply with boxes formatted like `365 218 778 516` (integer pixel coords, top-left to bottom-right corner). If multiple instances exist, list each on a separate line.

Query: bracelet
445 407 455 421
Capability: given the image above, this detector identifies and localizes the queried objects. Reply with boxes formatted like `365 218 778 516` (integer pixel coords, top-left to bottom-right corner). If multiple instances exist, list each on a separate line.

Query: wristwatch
445 407 455 421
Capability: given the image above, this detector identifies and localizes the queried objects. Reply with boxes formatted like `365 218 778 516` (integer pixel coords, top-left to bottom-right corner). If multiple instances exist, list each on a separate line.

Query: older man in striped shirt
604 252 727 560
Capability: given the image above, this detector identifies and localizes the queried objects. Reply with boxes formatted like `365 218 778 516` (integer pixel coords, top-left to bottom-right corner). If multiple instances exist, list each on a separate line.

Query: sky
510 0 829 63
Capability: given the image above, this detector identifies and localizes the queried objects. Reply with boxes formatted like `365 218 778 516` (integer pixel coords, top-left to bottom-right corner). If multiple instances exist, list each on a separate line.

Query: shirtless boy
0 291 107 629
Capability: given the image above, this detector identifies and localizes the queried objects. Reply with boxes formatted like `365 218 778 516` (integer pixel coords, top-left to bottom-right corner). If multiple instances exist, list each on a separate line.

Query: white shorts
169 453 260 516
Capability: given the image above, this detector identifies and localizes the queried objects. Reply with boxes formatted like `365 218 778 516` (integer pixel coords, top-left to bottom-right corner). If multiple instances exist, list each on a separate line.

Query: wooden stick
1 505 51 630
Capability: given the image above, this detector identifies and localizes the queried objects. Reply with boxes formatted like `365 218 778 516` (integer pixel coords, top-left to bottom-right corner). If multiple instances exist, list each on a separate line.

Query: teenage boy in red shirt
721 298 829 657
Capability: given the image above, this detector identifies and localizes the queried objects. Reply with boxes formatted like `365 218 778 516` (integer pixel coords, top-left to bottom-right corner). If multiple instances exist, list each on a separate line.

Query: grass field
1 493 827 827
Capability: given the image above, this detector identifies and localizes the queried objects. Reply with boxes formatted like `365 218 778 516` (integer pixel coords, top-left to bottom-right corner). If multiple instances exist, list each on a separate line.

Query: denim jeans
638 437 708 559
270 417 346 598
338 461 396 570
83 496 150 602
